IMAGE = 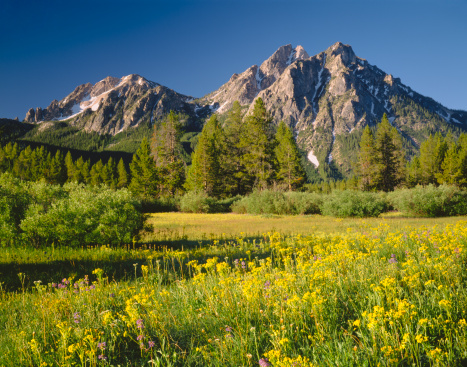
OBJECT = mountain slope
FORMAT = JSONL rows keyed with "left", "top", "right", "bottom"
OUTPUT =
{"left": 25, "top": 74, "right": 197, "bottom": 135}
{"left": 206, "top": 42, "right": 467, "bottom": 177}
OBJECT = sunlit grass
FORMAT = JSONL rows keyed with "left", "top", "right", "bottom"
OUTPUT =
{"left": 2, "top": 218, "right": 467, "bottom": 366}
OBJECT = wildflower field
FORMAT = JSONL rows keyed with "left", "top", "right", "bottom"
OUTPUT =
{"left": 2, "top": 214, "right": 467, "bottom": 366}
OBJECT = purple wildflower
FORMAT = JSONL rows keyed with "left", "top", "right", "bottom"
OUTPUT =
{"left": 109, "top": 293, "right": 115, "bottom": 298}
{"left": 264, "top": 281, "right": 270, "bottom": 290}
{"left": 241, "top": 261, "right": 246, "bottom": 269}
{"left": 51, "top": 283, "right": 57, "bottom": 288}
{"left": 136, "top": 319, "right": 144, "bottom": 329}
{"left": 98, "top": 354, "right": 107, "bottom": 360}
{"left": 73, "top": 312, "right": 81, "bottom": 324}
{"left": 90, "top": 284, "right": 96, "bottom": 290}
{"left": 259, "top": 358, "right": 271, "bottom": 367}
{"left": 137, "top": 335, "right": 144, "bottom": 341}
{"left": 388, "top": 254, "right": 397, "bottom": 264}
{"left": 148, "top": 341, "right": 155, "bottom": 348}
{"left": 58, "top": 283, "right": 66, "bottom": 289}
{"left": 225, "top": 326, "right": 233, "bottom": 332}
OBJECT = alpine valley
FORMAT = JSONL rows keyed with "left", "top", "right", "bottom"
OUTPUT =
{"left": 6, "top": 42, "right": 467, "bottom": 180}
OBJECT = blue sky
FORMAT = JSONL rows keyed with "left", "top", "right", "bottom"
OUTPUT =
{"left": 1, "top": 0, "right": 466, "bottom": 119}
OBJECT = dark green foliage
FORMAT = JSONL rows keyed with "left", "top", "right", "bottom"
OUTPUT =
{"left": 320, "top": 190, "right": 389, "bottom": 218}
{"left": 0, "top": 119, "right": 35, "bottom": 144}
{"left": 275, "top": 121, "right": 306, "bottom": 190}
{"left": 357, "top": 125, "right": 376, "bottom": 190}
{"left": 21, "top": 121, "right": 111, "bottom": 152}
{"left": 152, "top": 111, "right": 186, "bottom": 196}
{"left": 239, "top": 98, "right": 277, "bottom": 191}
{"left": 373, "top": 114, "right": 406, "bottom": 191}
{"left": 186, "top": 114, "right": 223, "bottom": 197}
{"left": 129, "top": 137, "right": 158, "bottom": 200}
{"left": 388, "top": 185, "right": 467, "bottom": 217}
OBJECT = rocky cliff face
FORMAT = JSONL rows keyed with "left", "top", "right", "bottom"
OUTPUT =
{"left": 205, "top": 42, "right": 467, "bottom": 176}
{"left": 24, "top": 43, "right": 467, "bottom": 177}
{"left": 200, "top": 44, "right": 310, "bottom": 113}
{"left": 25, "top": 74, "right": 196, "bottom": 135}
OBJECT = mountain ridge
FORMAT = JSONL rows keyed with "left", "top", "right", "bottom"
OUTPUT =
{"left": 21, "top": 42, "right": 467, "bottom": 178}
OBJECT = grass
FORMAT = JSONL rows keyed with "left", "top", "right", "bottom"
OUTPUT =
{"left": 142, "top": 212, "right": 467, "bottom": 243}
{"left": 1, "top": 217, "right": 467, "bottom": 366}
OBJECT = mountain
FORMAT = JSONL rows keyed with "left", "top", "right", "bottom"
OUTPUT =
{"left": 24, "top": 74, "right": 198, "bottom": 135}
{"left": 21, "top": 42, "right": 467, "bottom": 178}
{"left": 204, "top": 42, "right": 467, "bottom": 177}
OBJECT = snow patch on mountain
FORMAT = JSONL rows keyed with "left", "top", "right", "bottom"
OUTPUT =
{"left": 307, "top": 150, "right": 319, "bottom": 168}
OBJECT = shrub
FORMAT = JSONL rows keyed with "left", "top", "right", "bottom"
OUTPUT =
{"left": 179, "top": 191, "right": 241, "bottom": 213}
{"left": 320, "top": 190, "right": 389, "bottom": 218}
{"left": 284, "top": 191, "right": 323, "bottom": 214}
{"left": 179, "top": 191, "right": 214, "bottom": 213}
{"left": 388, "top": 184, "right": 467, "bottom": 217}
{"left": 231, "top": 190, "right": 323, "bottom": 215}
{"left": 0, "top": 172, "right": 144, "bottom": 248}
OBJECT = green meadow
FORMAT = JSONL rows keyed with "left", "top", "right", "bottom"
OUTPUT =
{"left": 2, "top": 213, "right": 467, "bottom": 366}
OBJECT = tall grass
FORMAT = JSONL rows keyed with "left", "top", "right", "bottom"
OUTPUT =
{"left": 2, "top": 221, "right": 467, "bottom": 366}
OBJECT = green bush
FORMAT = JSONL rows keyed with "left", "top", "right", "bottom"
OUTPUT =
{"left": 179, "top": 192, "right": 241, "bottom": 213}
{"left": 320, "top": 190, "right": 389, "bottom": 218}
{"left": 179, "top": 191, "right": 214, "bottom": 213}
{"left": 388, "top": 184, "right": 467, "bottom": 217}
{"left": 231, "top": 190, "right": 323, "bottom": 215}
{"left": 0, "top": 173, "right": 144, "bottom": 247}
{"left": 284, "top": 191, "right": 323, "bottom": 214}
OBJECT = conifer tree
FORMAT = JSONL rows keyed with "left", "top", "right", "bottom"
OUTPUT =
{"left": 186, "top": 114, "right": 223, "bottom": 197}
{"left": 152, "top": 111, "right": 185, "bottom": 196}
{"left": 102, "top": 157, "right": 117, "bottom": 189}
{"left": 357, "top": 125, "right": 376, "bottom": 191}
{"left": 117, "top": 158, "right": 129, "bottom": 189}
{"left": 239, "top": 98, "right": 276, "bottom": 191}
{"left": 90, "top": 160, "right": 104, "bottom": 186}
{"left": 419, "top": 133, "right": 447, "bottom": 185}
{"left": 373, "top": 114, "right": 405, "bottom": 191}
{"left": 222, "top": 101, "right": 248, "bottom": 196}
{"left": 129, "top": 137, "right": 158, "bottom": 199}
{"left": 274, "top": 121, "right": 305, "bottom": 190}
{"left": 438, "top": 142, "right": 460, "bottom": 185}
{"left": 65, "top": 152, "right": 75, "bottom": 182}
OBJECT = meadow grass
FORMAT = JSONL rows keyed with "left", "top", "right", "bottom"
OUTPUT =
{"left": 1, "top": 214, "right": 467, "bottom": 366}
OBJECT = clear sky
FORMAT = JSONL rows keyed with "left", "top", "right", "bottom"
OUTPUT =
{"left": 1, "top": 0, "right": 466, "bottom": 120}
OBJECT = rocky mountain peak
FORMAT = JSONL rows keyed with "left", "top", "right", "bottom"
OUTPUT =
{"left": 326, "top": 42, "right": 357, "bottom": 67}
{"left": 258, "top": 44, "right": 310, "bottom": 90}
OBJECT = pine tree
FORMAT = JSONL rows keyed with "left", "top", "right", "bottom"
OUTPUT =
{"left": 419, "top": 133, "right": 447, "bottom": 185}
{"left": 186, "top": 114, "right": 223, "bottom": 197}
{"left": 373, "top": 114, "right": 405, "bottom": 191}
{"left": 65, "top": 152, "right": 75, "bottom": 182}
{"left": 274, "top": 121, "right": 305, "bottom": 190}
{"left": 152, "top": 111, "right": 185, "bottom": 196}
{"left": 357, "top": 125, "right": 376, "bottom": 191}
{"left": 117, "top": 158, "right": 129, "bottom": 189}
{"left": 239, "top": 98, "right": 276, "bottom": 191}
{"left": 90, "top": 160, "right": 104, "bottom": 186}
{"left": 129, "top": 137, "right": 158, "bottom": 199}
{"left": 438, "top": 142, "right": 460, "bottom": 185}
{"left": 222, "top": 101, "right": 248, "bottom": 196}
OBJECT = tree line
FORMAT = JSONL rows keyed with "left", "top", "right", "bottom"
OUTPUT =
{"left": 129, "top": 99, "right": 306, "bottom": 200}
{"left": 357, "top": 113, "right": 467, "bottom": 191}
{"left": 3, "top": 102, "right": 467, "bottom": 200}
